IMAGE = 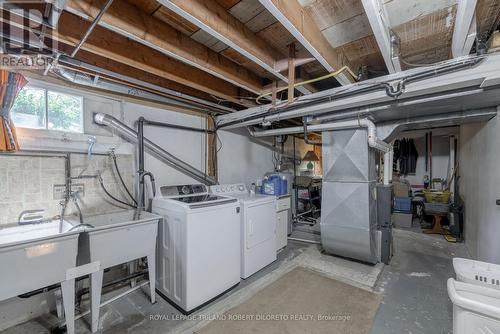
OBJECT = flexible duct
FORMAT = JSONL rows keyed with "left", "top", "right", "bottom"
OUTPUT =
{"left": 248, "top": 118, "right": 393, "bottom": 185}
{"left": 94, "top": 113, "right": 217, "bottom": 186}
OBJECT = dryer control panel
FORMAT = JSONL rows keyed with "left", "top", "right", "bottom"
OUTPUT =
{"left": 210, "top": 183, "right": 247, "bottom": 195}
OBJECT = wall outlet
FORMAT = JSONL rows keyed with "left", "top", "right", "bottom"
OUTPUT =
{"left": 53, "top": 184, "right": 85, "bottom": 200}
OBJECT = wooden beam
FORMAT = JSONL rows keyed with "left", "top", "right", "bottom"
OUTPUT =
{"left": 271, "top": 81, "right": 277, "bottom": 106}
{"left": 452, "top": 0, "right": 478, "bottom": 58}
{"left": 0, "top": 10, "right": 253, "bottom": 107}
{"left": 158, "top": 0, "right": 310, "bottom": 94}
{"left": 72, "top": 49, "right": 219, "bottom": 104}
{"left": 258, "top": 0, "right": 355, "bottom": 85}
{"left": 64, "top": 0, "right": 263, "bottom": 94}
{"left": 361, "top": 0, "right": 402, "bottom": 73}
{"left": 207, "top": 116, "right": 217, "bottom": 177}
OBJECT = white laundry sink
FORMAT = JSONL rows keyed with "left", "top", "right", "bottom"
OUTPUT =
{"left": 0, "top": 220, "right": 80, "bottom": 301}
{"left": 73, "top": 210, "right": 161, "bottom": 269}
{"left": 69, "top": 210, "right": 161, "bottom": 333}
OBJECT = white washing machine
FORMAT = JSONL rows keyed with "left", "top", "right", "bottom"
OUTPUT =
{"left": 152, "top": 184, "right": 241, "bottom": 313}
{"left": 210, "top": 184, "right": 277, "bottom": 279}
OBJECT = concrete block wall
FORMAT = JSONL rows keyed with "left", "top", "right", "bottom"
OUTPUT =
{"left": 0, "top": 153, "right": 134, "bottom": 226}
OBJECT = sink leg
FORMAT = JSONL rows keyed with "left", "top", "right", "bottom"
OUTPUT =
{"left": 128, "top": 261, "right": 137, "bottom": 288}
{"left": 90, "top": 269, "right": 104, "bottom": 333}
{"left": 60, "top": 279, "right": 75, "bottom": 334}
{"left": 147, "top": 253, "right": 156, "bottom": 304}
{"left": 55, "top": 288, "right": 64, "bottom": 319}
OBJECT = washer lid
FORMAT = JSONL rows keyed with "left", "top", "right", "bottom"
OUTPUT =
{"left": 171, "top": 194, "right": 228, "bottom": 204}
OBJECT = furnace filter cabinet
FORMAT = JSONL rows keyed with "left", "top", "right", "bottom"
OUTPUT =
{"left": 320, "top": 129, "right": 379, "bottom": 264}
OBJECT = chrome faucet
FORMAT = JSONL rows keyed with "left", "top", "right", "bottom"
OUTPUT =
{"left": 60, "top": 190, "right": 92, "bottom": 232}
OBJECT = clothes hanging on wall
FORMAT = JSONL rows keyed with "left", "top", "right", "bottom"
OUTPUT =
{"left": 393, "top": 138, "right": 418, "bottom": 175}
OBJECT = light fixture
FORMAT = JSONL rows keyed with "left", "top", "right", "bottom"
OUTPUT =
{"left": 302, "top": 150, "right": 319, "bottom": 170}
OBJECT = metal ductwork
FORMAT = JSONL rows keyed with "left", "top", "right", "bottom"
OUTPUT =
{"left": 376, "top": 108, "right": 499, "bottom": 142}
{"left": 216, "top": 55, "right": 494, "bottom": 129}
{"left": 94, "top": 113, "right": 217, "bottom": 186}
{"left": 248, "top": 118, "right": 394, "bottom": 185}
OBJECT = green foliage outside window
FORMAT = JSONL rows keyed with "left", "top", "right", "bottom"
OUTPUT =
{"left": 11, "top": 87, "right": 83, "bottom": 133}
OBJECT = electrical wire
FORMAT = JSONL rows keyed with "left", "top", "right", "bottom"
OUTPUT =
{"left": 110, "top": 152, "right": 137, "bottom": 205}
{"left": 255, "top": 66, "right": 358, "bottom": 104}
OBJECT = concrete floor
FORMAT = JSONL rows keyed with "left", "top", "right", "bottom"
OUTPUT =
{"left": 2, "top": 227, "right": 468, "bottom": 334}
{"left": 370, "top": 228, "right": 469, "bottom": 334}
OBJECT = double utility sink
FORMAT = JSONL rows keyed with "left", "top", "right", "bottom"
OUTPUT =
{"left": 0, "top": 210, "right": 161, "bottom": 334}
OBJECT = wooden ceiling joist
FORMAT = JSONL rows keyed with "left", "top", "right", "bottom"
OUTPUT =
{"left": 452, "top": 0, "right": 478, "bottom": 58}
{"left": 63, "top": 0, "right": 263, "bottom": 95}
{"left": 0, "top": 10, "right": 253, "bottom": 107}
{"left": 361, "top": 0, "right": 402, "bottom": 73}
{"left": 157, "top": 0, "right": 310, "bottom": 94}
{"left": 258, "top": 0, "right": 355, "bottom": 86}
{"left": 71, "top": 50, "right": 218, "bottom": 104}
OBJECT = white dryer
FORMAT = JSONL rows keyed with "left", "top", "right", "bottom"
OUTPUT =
{"left": 210, "top": 184, "right": 277, "bottom": 279}
{"left": 152, "top": 184, "right": 241, "bottom": 313}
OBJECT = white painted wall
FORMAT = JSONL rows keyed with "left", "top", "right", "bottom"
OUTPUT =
{"left": 122, "top": 102, "right": 208, "bottom": 187}
{"left": 122, "top": 104, "right": 276, "bottom": 188}
{"left": 217, "top": 128, "right": 275, "bottom": 185}
{"left": 459, "top": 111, "right": 500, "bottom": 263}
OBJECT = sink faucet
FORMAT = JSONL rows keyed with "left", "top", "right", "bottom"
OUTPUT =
{"left": 60, "top": 190, "right": 85, "bottom": 232}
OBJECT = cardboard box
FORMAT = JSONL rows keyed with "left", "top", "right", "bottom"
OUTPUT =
{"left": 393, "top": 181, "right": 410, "bottom": 197}
{"left": 393, "top": 212, "right": 413, "bottom": 229}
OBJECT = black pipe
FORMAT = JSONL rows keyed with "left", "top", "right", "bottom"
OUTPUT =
{"left": 138, "top": 117, "right": 145, "bottom": 209}
{"left": 135, "top": 117, "right": 156, "bottom": 216}
{"left": 76, "top": 270, "right": 148, "bottom": 299}
{"left": 425, "top": 132, "right": 429, "bottom": 172}
{"left": 217, "top": 57, "right": 483, "bottom": 129}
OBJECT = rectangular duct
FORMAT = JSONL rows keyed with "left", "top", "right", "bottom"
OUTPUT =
{"left": 320, "top": 129, "right": 378, "bottom": 263}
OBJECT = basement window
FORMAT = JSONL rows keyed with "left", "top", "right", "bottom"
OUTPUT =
{"left": 11, "top": 86, "right": 84, "bottom": 133}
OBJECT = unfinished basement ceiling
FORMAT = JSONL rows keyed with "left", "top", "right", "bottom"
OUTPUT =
{"left": 2, "top": 0, "right": 499, "bottom": 113}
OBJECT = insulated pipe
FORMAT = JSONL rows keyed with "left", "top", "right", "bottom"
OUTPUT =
{"left": 248, "top": 118, "right": 393, "bottom": 185}
{"left": 94, "top": 113, "right": 217, "bottom": 186}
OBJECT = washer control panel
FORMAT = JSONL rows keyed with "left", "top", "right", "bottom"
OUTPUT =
{"left": 160, "top": 184, "right": 207, "bottom": 197}
{"left": 210, "top": 183, "right": 247, "bottom": 194}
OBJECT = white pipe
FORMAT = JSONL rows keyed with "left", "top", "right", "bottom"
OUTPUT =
{"left": 248, "top": 118, "right": 393, "bottom": 184}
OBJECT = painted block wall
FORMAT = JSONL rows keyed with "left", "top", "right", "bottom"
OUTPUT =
{"left": 217, "top": 128, "right": 275, "bottom": 185}
{"left": 459, "top": 110, "right": 500, "bottom": 263}
{"left": 121, "top": 105, "right": 275, "bottom": 187}
{"left": 0, "top": 154, "right": 134, "bottom": 226}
